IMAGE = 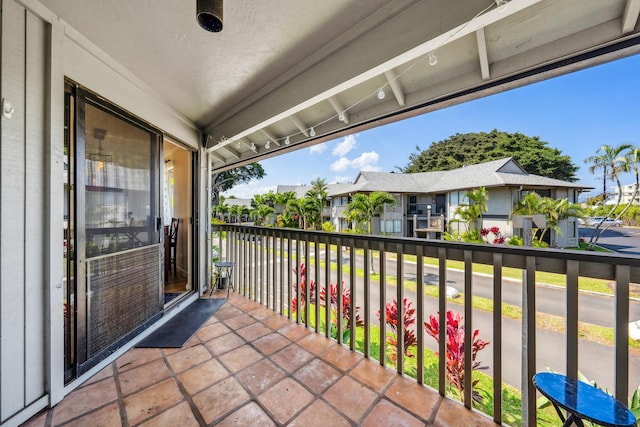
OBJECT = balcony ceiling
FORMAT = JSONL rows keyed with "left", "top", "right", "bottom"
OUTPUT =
{"left": 39, "top": 0, "right": 640, "bottom": 171}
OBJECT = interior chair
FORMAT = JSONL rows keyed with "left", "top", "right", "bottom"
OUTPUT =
{"left": 168, "top": 218, "right": 179, "bottom": 275}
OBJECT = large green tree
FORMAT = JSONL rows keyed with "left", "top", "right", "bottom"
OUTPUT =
{"left": 400, "top": 130, "right": 578, "bottom": 181}
{"left": 211, "top": 163, "right": 266, "bottom": 205}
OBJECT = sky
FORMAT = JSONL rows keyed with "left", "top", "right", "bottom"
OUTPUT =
{"left": 223, "top": 54, "right": 640, "bottom": 201}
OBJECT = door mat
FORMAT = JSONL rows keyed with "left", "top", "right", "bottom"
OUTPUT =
{"left": 136, "top": 298, "right": 226, "bottom": 348}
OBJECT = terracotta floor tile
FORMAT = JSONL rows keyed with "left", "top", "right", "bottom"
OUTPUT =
{"left": 292, "top": 359, "right": 341, "bottom": 394}
{"left": 116, "top": 348, "right": 163, "bottom": 373}
{"left": 249, "top": 306, "right": 276, "bottom": 320}
{"left": 196, "top": 321, "right": 231, "bottom": 342}
{"left": 319, "top": 343, "right": 362, "bottom": 371}
{"left": 137, "top": 401, "right": 200, "bottom": 427}
{"left": 350, "top": 358, "right": 396, "bottom": 392}
{"left": 297, "top": 333, "right": 336, "bottom": 355}
{"left": 181, "top": 333, "right": 203, "bottom": 349}
{"left": 385, "top": 376, "right": 441, "bottom": 421}
{"left": 236, "top": 322, "right": 272, "bottom": 341}
{"left": 235, "top": 359, "right": 286, "bottom": 395}
{"left": 289, "top": 399, "right": 351, "bottom": 427}
{"left": 218, "top": 344, "right": 263, "bottom": 372}
{"left": 258, "top": 378, "right": 314, "bottom": 424}
{"left": 222, "top": 313, "right": 257, "bottom": 329}
{"left": 433, "top": 398, "right": 498, "bottom": 427}
{"left": 118, "top": 358, "right": 172, "bottom": 396}
{"left": 252, "top": 332, "right": 291, "bottom": 355}
{"left": 361, "top": 399, "right": 425, "bottom": 427}
{"left": 193, "top": 377, "right": 251, "bottom": 424}
{"left": 205, "top": 332, "right": 246, "bottom": 356}
{"left": 123, "top": 378, "right": 184, "bottom": 425}
{"left": 166, "top": 344, "right": 212, "bottom": 373}
{"left": 214, "top": 305, "right": 244, "bottom": 320}
{"left": 83, "top": 363, "right": 114, "bottom": 386}
{"left": 20, "top": 410, "right": 47, "bottom": 427}
{"left": 269, "top": 344, "right": 314, "bottom": 373}
{"left": 63, "top": 402, "right": 121, "bottom": 427}
{"left": 262, "top": 313, "right": 293, "bottom": 330}
{"left": 278, "top": 323, "right": 312, "bottom": 341}
{"left": 216, "top": 401, "right": 276, "bottom": 427}
{"left": 177, "top": 358, "right": 229, "bottom": 395}
{"left": 35, "top": 293, "right": 494, "bottom": 427}
{"left": 52, "top": 377, "right": 118, "bottom": 425}
{"left": 323, "top": 376, "right": 377, "bottom": 422}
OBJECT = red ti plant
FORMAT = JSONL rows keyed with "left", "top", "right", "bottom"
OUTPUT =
{"left": 377, "top": 298, "right": 417, "bottom": 362}
{"left": 319, "top": 282, "right": 363, "bottom": 341}
{"left": 424, "top": 310, "right": 489, "bottom": 403}
{"left": 291, "top": 263, "right": 316, "bottom": 321}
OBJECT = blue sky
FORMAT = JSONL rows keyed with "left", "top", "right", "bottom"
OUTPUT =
{"left": 224, "top": 54, "right": 640, "bottom": 200}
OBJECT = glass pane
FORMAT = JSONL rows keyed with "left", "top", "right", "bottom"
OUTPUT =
{"left": 84, "top": 103, "right": 156, "bottom": 257}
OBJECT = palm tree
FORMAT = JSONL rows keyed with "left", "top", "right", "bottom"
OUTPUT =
{"left": 274, "top": 191, "right": 297, "bottom": 214}
{"left": 585, "top": 144, "right": 632, "bottom": 248}
{"left": 214, "top": 199, "right": 229, "bottom": 222}
{"left": 251, "top": 204, "right": 274, "bottom": 225}
{"left": 612, "top": 146, "right": 640, "bottom": 225}
{"left": 513, "top": 192, "right": 583, "bottom": 246}
{"left": 304, "top": 178, "right": 328, "bottom": 229}
{"left": 345, "top": 191, "right": 395, "bottom": 273}
{"left": 345, "top": 191, "right": 396, "bottom": 234}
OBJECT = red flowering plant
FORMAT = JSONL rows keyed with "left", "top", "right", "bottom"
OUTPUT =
{"left": 291, "top": 263, "right": 316, "bottom": 322}
{"left": 291, "top": 263, "right": 363, "bottom": 340}
{"left": 319, "top": 282, "right": 364, "bottom": 342}
{"left": 424, "top": 310, "right": 490, "bottom": 403}
{"left": 377, "top": 298, "right": 418, "bottom": 362}
{"left": 480, "top": 227, "right": 506, "bottom": 245}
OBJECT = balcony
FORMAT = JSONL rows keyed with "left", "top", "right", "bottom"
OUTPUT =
{"left": 210, "top": 224, "right": 638, "bottom": 426}
{"left": 28, "top": 225, "right": 638, "bottom": 426}
{"left": 25, "top": 291, "right": 496, "bottom": 426}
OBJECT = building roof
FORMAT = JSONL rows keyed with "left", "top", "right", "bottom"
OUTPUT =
{"left": 295, "top": 158, "right": 592, "bottom": 198}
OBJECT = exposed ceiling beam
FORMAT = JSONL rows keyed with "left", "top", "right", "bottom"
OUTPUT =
{"left": 210, "top": 150, "right": 226, "bottom": 163}
{"left": 623, "top": 0, "right": 640, "bottom": 33}
{"left": 223, "top": 144, "right": 241, "bottom": 159}
{"left": 384, "top": 70, "right": 406, "bottom": 106}
{"left": 261, "top": 129, "right": 281, "bottom": 147}
{"left": 328, "top": 96, "right": 349, "bottom": 124}
{"left": 289, "top": 115, "right": 310, "bottom": 137}
{"left": 207, "top": 0, "right": 543, "bottom": 146}
{"left": 476, "top": 28, "right": 491, "bottom": 80}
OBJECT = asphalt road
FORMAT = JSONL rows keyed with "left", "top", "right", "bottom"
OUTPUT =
{"left": 579, "top": 226, "right": 640, "bottom": 255}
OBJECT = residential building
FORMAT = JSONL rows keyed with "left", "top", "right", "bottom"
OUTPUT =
{"left": 277, "top": 158, "right": 590, "bottom": 247}
{"left": 614, "top": 183, "right": 640, "bottom": 205}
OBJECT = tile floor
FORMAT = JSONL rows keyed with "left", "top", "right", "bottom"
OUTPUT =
{"left": 23, "top": 292, "right": 497, "bottom": 426}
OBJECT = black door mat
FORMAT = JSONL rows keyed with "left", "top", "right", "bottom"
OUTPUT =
{"left": 164, "top": 292, "right": 182, "bottom": 304}
{"left": 136, "top": 298, "right": 226, "bottom": 348}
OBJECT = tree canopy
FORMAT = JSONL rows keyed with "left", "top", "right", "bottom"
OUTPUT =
{"left": 211, "top": 163, "right": 266, "bottom": 204}
{"left": 399, "top": 130, "right": 578, "bottom": 182}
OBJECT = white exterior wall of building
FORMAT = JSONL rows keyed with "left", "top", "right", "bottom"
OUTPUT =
{"left": 0, "top": 1, "right": 201, "bottom": 425}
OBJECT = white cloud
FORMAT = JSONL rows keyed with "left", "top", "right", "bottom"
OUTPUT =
{"left": 330, "top": 157, "right": 351, "bottom": 172}
{"left": 309, "top": 143, "right": 327, "bottom": 154}
{"left": 332, "top": 135, "right": 357, "bottom": 157}
{"left": 351, "top": 151, "right": 380, "bottom": 170}
{"left": 221, "top": 182, "right": 276, "bottom": 200}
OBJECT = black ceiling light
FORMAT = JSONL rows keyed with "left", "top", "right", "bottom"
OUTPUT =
{"left": 197, "top": 0, "right": 223, "bottom": 32}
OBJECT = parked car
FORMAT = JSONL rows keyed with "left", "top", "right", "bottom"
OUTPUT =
{"left": 585, "top": 217, "right": 622, "bottom": 227}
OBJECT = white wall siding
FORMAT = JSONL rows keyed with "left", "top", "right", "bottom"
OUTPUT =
{"left": 24, "top": 9, "right": 47, "bottom": 405}
{"left": 1, "top": 0, "right": 48, "bottom": 423}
